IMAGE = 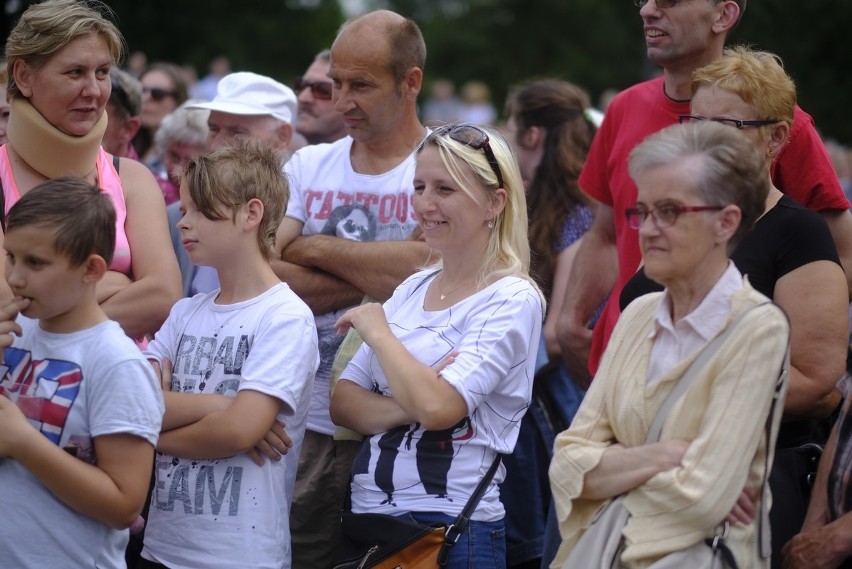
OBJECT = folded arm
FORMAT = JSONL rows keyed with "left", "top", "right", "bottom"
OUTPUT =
{"left": 782, "top": 415, "right": 852, "bottom": 569}
{"left": 334, "top": 303, "right": 467, "bottom": 431}
{"left": 0, "top": 396, "right": 154, "bottom": 529}
{"left": 283, "top": 234, "right": 433, "bottom": 300}
{"left": 330, "top": 379, "right": 415, "bottom": 435}
{"left": 158, "top": 390, "right": 284, "bottom": 459}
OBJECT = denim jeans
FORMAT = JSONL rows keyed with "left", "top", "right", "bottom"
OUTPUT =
{"left": 400, "top": 511, "right": 507, "bottom": 569}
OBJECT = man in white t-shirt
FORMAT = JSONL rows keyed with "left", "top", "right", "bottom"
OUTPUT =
{"left": 272, "top": 10, "right": 432, "bottom": 569}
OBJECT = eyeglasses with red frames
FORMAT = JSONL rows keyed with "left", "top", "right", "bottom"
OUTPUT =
{"left": 293, "top": 78, "right": 333, "bottom": 101}
{"left": 678, "top": 115, "right": 780, "bottom": 130}
{"left": 142, "top": 87, "right": 178, "bottom": 102}
{"left": 625, "top": 202, "right": 725, "bottom": 229}
{"left": 430, "top": 123, "right": 505, "bottom": 188}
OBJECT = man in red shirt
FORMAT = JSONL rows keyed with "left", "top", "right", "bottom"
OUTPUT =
{"left": 557, "top": 0, "right": 852, "bottom": 382}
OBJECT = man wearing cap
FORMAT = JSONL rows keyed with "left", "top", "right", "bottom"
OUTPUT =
{"left": 102, "top": 68, "right": 143, "bottom": 159}
{"left": 272, "top": 10, "right": 431, "bottom": 569}
{"left": 168, "top": 71, "right": 298, "bottom": 298}
{"left": 188, "top": 70, "right": 297, "bottom": 153}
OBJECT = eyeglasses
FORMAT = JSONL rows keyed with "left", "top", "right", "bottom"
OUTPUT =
{"left": 110, "top": 77, "right": 137, "bottom": 116}
{"left": 143, "top": 87, "right": 178, "bottom": 102}
{"left": 431, "top": 124, "right": 505, "bottom": 188}
{"left": 634, "top": 0, "right": 726, "bottom": 8}
{"left": 293, "top": 78, "right": 333, "bottom": 101}
{"left": 678, "top": 115, "right": 780, "bottom": 130}
{"left": 633, "top": 0, "right": 681, "bottom": 8}
{"left": 625, "top": 202, "right": 725, "bottom": 229}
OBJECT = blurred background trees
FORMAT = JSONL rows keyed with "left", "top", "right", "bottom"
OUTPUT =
{"left": 2, "top": 0, "right": 850, "bottom": 142}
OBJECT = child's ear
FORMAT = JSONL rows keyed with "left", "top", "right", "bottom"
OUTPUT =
{"left": 81, "top": 254, "right": 108, "bottom": 283}
{"left": 243, "top": 198, "right": 265, "bottom": 231}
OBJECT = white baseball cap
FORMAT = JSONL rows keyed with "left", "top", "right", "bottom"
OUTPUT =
{"left": 186, "top": 72, "right": 297, "bottom": 124}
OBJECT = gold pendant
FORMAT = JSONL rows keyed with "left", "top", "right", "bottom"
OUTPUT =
{"left": 440, "top": 293, "right": 448, "bottom": 300}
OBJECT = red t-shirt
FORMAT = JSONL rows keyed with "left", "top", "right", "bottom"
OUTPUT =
{"left": 579, "top": 76, "right": 849, "bottom": 375}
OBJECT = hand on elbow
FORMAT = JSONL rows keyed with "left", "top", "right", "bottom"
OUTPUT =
{"left": 650, "top": 439, "right": 690, "bottom": 473}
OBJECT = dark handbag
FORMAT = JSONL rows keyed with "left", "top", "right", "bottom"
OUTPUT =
{"left": 768, "top": 441, "right": 823, "bottom": 569}
{"left": 334, "top": 455, "right": 502, "bottom": 569}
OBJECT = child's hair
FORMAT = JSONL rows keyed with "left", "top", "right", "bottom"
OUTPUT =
{"left": 6, "top": 176, "right": 116, "bottom": 266}
{"left": 181, "top": 141, "right": 288, "bottom": 260}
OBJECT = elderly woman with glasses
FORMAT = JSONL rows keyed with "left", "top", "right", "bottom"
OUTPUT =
{"left": 619, "top": 47, "right": 849, "bottom": 568}
{"left": 549, "top": 120, "right": 791, "bottom": 569}
{"left": 0, "top": 0, "right": 181, "bottom": 339}
{"left": 330, "top": 124, "right": 544, "bottom": 569}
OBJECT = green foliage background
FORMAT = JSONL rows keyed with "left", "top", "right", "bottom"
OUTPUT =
{"left": 7, "top": 0, "right": 851, "bottom": 142}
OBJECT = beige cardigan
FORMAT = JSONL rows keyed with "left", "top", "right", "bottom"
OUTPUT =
{"left": 549, "top": 283, "right": 789, "bottom": 569}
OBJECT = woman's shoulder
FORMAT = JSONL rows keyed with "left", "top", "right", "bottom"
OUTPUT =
{"left": 114, "top": 155, "right": 160, "bottom": 192}
{"left": 732, "top": 283, "right": 789, "bottom": 329}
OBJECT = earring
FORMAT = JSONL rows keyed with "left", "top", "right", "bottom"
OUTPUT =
{"left": 488, "top": 220, "right": 494, "bottom": 229}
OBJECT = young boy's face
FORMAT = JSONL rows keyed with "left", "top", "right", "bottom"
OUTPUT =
{"left": 4, "top": 225, "right": 91, "bottom": 332}
{"left": 177, "top": 182, "right": 239, "bottom": 268}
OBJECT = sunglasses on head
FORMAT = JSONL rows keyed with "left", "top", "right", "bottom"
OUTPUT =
{"left": 293, "top": 78, "right": 333, "bottom": 101}
{"left": 431, "top": 123, "right": 505, "bottom": 189}
{"left": 143, "top": 87, "right": 178, "bottom": 102}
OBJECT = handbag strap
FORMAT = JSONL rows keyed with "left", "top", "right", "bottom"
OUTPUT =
{"left": 642, "top": 298, "right": 789, "bottom": 562}
{"left": 644, "top": 301, "right": 770, "bottom": 444}
{"left": 759, "top": 347, "right": 790, "bottom": 558}
{"left": 438, "top": 454, "right": 502, "bottom": 565}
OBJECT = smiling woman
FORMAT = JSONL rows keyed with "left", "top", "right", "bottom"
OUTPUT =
{"left": 0, "top": 0, "right": 181, "bottom": 340}
{"left": 330, "top": 124, "right": 544, "bottom": 569}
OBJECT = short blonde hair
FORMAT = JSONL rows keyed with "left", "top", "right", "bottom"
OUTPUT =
{"left": 691, "top": 45, "right": 796, "bottom": 127}
{"left": 181, "top": 141, "right": 288, "bottom": 261}
{"left": 5, "top": 0, "right": 125, "bottom": 100}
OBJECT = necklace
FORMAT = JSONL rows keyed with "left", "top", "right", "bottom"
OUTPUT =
{"left": 438, "top": 273, "right": 474, "bottom": 301}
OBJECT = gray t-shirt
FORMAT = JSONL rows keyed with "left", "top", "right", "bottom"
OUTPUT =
{"left": 0, "top": 317, "right": 163, "bottom": 569}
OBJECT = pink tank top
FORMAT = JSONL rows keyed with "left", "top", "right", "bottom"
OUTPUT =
{"left": 0, "top": 145, "right": 132, "bottom": 275}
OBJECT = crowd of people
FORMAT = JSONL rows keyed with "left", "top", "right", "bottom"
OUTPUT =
{"left": 0, "top": 1, "right": 851, "bottom": 569}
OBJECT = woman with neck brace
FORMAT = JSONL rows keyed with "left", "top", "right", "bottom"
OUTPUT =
{"left": 0, "top": 0, "right": 181, "bottom": 340}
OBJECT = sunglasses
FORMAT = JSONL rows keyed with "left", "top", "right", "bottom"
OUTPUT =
{"left": 432, "top": 123, "right": 505, "bottom": 189}
{"left": 143, "top": 87, "right": 178, "bottom": 102}
{"left": 293, "top": 78, "right": 333, "bottom": 101}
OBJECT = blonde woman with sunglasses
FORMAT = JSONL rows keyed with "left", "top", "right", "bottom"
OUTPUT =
{"left": 331, "top": 124, "right": 544, "bottom": 568}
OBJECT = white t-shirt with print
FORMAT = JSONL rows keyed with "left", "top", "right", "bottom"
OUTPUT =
{"left": 0, "top": 317, "right": 164, "bottom": 569}
{"left": 141, "top": 283, "right": 318, "bottom": 569}
{"left": 341, "top": 270, "right": 543, "bottom": 522}
{"left": 284, "top": 136, "right": 420, "bottom": 436}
